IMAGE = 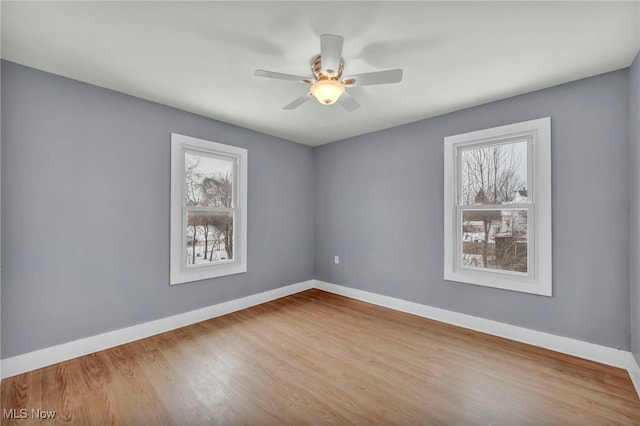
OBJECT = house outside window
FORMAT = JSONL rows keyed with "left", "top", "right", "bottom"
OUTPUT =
{"left": 170, "top": 133, "right": 248, "bottom": 285}
{"left": 444, "top": 118, "right": 552, "bottom": 296}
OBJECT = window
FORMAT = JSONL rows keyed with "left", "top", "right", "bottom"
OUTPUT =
{"left": 444, "top": 118, "right": 551, "bottom": 296}
{"left": 170, "top": 133, "right": 247, "bottom": 285}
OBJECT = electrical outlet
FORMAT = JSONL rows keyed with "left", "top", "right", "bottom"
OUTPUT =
{"left": 334, "top": 256, "right": 340, "bottom": 264}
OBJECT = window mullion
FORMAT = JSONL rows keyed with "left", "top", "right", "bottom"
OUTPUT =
{"left": 186, "top": 206, "right": 235, "bottom": 213}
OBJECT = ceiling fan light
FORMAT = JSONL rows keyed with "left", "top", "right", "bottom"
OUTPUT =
{"left": 310, "top": 79, "right": 345, "bottom": 105}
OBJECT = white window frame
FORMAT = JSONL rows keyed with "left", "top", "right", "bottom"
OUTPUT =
{"left": 170, "top": 133, "right": 247, "bottom": 285}
{"left": 444, "top": 117, "right": 552, "bottom": 296}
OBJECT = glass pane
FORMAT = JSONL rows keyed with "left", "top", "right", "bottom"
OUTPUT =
{"left": 185, "top": 211, "right": 234, "bottom": 266}
{"left": 460, "top": 141, "right": 528, "bottom": 205}
{"left": 185, "top": 152, "right": 233, "bottom": 207}
{"left": 461, "top": 209, "right": 528, "bottom": 273}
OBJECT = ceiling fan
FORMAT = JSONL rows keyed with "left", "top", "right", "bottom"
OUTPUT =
{"left": 254, "top": 34, "right": 403, "bottom": 112}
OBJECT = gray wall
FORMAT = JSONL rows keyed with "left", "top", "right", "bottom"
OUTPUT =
{"left": 1, "top": 61, "right": 314, "bottom": 358}
{"left": 314, "top": 69, "right": 631, "bottom": 350}
{"left": 0, "top": 15, "right": 3, "bottom": 371}
{"left": 631, "top": 50, "right": 640, "bottom": 363}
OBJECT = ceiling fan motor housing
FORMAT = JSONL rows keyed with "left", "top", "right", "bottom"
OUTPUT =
{"left": 311, "top": 55, "right": 344, "bottom": 81}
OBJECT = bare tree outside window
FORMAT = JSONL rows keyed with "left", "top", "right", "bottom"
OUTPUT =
{"left": 460, "top": 141, "right": 528, "bottom": 272}
{"left": 184, "top": 153, "right": 234, "bottom": 266}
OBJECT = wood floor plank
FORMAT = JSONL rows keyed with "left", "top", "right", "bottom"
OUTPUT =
{"left": 2, "top": 289, "right": 639, "bottom": 425}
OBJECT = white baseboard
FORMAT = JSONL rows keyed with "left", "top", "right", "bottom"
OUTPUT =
{"left": 314, "top": 280, "right": 636, "bottom": 372}
{"left": 628, "top": 354, "right": 640, "bottom": 397}
{"left": 1, "top": 280, "right": 314, "bottom": 378}
{"left": 3, "top": 277, "right": 639, "bottom": 401}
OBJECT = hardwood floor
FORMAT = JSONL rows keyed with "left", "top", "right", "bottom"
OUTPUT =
{"left": 2, "top": 289, "right": 639, "bottom": 425}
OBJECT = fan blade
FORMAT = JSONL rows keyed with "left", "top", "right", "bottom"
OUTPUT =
{"left": 338, "top": 91, "right": 360, "bottom": 112}
{"left": 343, "top": 69, "right": 403, "bottom": 87}
{"left": 284, "top": 92, "right": 313, "bottom": 110}
{"left": 320, "top": 34, "right": 344, "bottom": 76}
{"left": 255, "top": 69, "right": 312, "bottom": 84}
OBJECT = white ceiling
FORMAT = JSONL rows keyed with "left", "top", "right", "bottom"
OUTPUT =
{"left": 2, "top": 1, "right": 639, "bottom": 146}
